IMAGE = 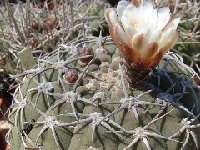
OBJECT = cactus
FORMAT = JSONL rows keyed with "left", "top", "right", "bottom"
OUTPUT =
{"left": 4, "top": 0, "right": 200, "bottom": 150}
{"left": 171, "top": 0, "right": 200, "bottom": 74}
{"left": 6, "top": 35, "right": 200, "bottom": 150}
{"left": 0, "top": 0, "right": 105, "bottom": 74}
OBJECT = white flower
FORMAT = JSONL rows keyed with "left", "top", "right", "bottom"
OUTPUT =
{"left": 105, "top": 0, "right": 180, "bottom": 68}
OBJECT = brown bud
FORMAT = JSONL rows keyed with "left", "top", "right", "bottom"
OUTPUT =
{"left": 64, "top": 69, "right": 79, "bottom": 84}
{"left": 46, "top": 0, "right": 62, "bottom": 10}
{"left": 78, "top": 47, "right": 93, "bottom": 64}
{"left": 30, "top": 20, "right": 39, "bottom": 31}
{"left": 30, "top": 38, "right": 38, "bottom": 48}
{"left": 47, "top": 18, "right": 58, "bottom": 30}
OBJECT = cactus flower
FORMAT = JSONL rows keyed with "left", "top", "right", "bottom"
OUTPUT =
{"left": 105, "top": 0, "right": 180, "bottom": 68}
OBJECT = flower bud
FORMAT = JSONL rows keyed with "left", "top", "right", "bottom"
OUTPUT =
{"left": 78, "top": 47, "right": 93, "bottom": 64}
{"left": 64, "top": 69, "right": 79, "bottom": 84}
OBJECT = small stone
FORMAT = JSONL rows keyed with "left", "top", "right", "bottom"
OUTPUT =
{"left": 82, "top": 78, "right": 89, "bottom": 85}
{"left": 100, "top": 62, "right": 109, "bottom": 73}
{"left": 88, "top": 64, "right": 99, "bottom": 72}
{"left": 110, "top": 56, "right": 120, "bottom": 70}
{"left": 105, "top": 44, "right": 116, "bottom": 54}
{"left": 95, "top": 53, "right": 112, "bottom": 63}
{"left": 76, "top": 86, "right": 88, "bottom": 96}
{"left": 85, "top": 79, "right": 100, "bottom": 92}
{"left": 100, "top": 67, "right": 108, "bottom": 73}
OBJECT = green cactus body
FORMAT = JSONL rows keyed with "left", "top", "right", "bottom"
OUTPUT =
{"left": 2, "top": 1, "right": 200, "bottom": 150}
{"left": 7, "top": 39, "right": 200, "bottom": 150}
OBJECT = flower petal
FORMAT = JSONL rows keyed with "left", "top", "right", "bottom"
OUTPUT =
{"left": 115, "top": 23, "right": 129, "bottom": 46}
{"left": 110, "top": 24, "right": 121, "bottom": 49}
{"left": 111, "top": 24, "right": 134, "bottom": 63}
{"left": 159, "top": 29, "right": 178, "bottom": 53}
{"left": 157, "top": 7, "right": 170, "bottom": 20}
{"left": 163, "top": 18, "right": 180, "bottom": 31}
{"left": 157, "top": 7, "right": 171, "bottom": 30}
{"left": 149, "top": 29, "right": 161, "bottom": 43}
{"left": 132, "top": 28, "right": 149, "bottom": 55}
{"left": 140, "top": 2, "right": 153, "bottom": 12}
{"left": 117, "top": 0, "right": 129, "bottom": 20}
{"left": 143, "top": 42, "right": 159, "bottom": 59}
{"left": 105, "top": 0, "right": 179, "bottom": 69}
{"left": 123, "top": 4, "right": 138, "bottom": 26}
{"left": 131, "top": 32, "right": 144, "bottom": 51}
{"left": 104, "top": 8, "right": 119, "bottom": 27}
{"left": 149, "top": 51, "right": 163, "bottom": 67}
{"left": 121, "top": 16, "right": 136, "bottom": 38}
